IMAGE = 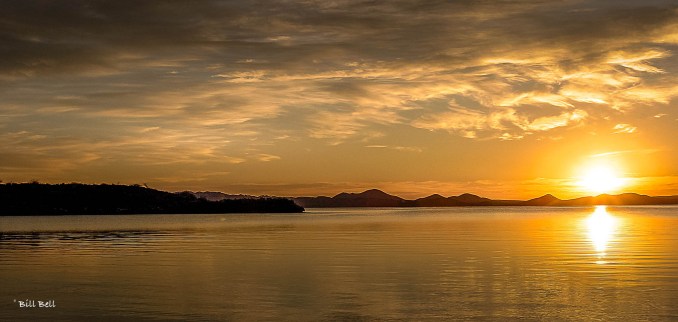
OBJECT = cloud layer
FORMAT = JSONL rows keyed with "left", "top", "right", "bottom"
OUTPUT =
{"left": 1, "top": 0, "right": 677, "bottom": 196}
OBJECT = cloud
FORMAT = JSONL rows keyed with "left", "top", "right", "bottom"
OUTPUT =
{"left": 1, "top": 0, "right": 677, "bottom": 191}
{"left": 413, "top": 105, "right": 586, "bottom": 138}
{"left": 607, "top": 49, "right": 669, "bottom": 73}
{"left": 412, "top": 107, "right": 488, "bottom": 138}
{"left": 256, "top": 154, "right": 281, "bottom": 162}
{"left": 499, "top": 92, "right": 574, "bottom": 108}
{"left": 365, "top": 145, "right": 422, "bottom": 152}
{"left": 526, "top": 110, "right": 587, "bottom": 132}
{"left": 589, "top": 149, "right": 662, "bottom": 159}
{"left": 613, "top": 123, "right": 638, "bottom": 134}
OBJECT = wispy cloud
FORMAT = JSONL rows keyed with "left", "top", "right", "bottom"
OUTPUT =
{"left": 365, "top": 145, "right": 422, "bottom": 153}
{"left": 1, "top": 0, "right": 677, "bottom": 195}
{"left": 255, "top": 154, "right": 281, "bottom": 162}
{"left": 613, "top": 123, "right": 638, "bottom": 134}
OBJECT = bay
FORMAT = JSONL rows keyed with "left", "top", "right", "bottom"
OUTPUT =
{"left": 1, "top": 206, "right": 678, "bottom": 321}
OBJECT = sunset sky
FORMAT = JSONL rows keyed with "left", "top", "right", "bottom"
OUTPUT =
{"left": 1, "top": 0, "right": 677, "bottom": 199}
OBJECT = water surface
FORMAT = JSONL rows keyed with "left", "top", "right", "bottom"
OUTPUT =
{"left": 1, "top": 206, "right": 677, "bottom": 321}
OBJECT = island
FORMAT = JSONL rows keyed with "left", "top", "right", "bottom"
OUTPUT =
{"left": 0, "top": 183, "right": 304, "bottom": 215}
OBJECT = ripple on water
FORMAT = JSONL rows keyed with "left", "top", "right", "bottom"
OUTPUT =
{"left": 1, "top": 207, "right": 678, "bottom": 321}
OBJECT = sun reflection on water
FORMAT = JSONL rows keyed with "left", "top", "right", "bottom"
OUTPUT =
{"left": 586, "top": 205, "right": 618, "bottom": 263}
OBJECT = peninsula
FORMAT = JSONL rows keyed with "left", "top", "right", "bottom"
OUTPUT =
{"left": 0, "top": 183, "right": 304, "bottom": 215}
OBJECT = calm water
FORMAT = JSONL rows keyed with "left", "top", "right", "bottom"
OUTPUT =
{"left": 1, "top": 206, "right": 678, "bottom": 321}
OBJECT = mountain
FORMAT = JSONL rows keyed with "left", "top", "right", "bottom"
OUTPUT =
{"left": 455, "top": 193, "right": 490, "bottom": 204}
{"left": 521, "top": 192, "right": 678, "bottom": 206}
{"left": 524, "top": 194, "right": 561, "bottom": 206}
{"left": 192, "top": 191, "right": 258, "bottom": 201}
{"left": 295, "top": 189, "right": 678, "bottom": 208}
{"left": 558, "top": 193, "right": 678, "bottom": 206}
{"left": 0, "top": 183, "right": 304, "bottom": 215}
{"left": 294, "top": 189, "right": 409, "bottom": 207}
{"left": 414, "top": 194, "right": 449, "bottom": 206}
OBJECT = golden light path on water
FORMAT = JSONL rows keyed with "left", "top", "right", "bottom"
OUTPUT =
{"left": 3, "top": 207, "right": 678, "bottom": 320}
{"left": 585, "top": 205, "right": 619, "bottom": 264}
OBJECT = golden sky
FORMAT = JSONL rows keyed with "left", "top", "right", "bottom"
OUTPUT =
{"left": 1, "top": 0, "right": 677, "bottom": 199}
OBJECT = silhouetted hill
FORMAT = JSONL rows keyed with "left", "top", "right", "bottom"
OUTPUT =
{"left": 524, "top": 194, "right": 561, "bottom": 206}
{"left": 414, "top": 194, "right": 448, "bottom": 206}
{"left": 191, "top": 191, "right": 258, "bottom": 201}
{"left": 558, "top": 193, "right": 673, "bottom": 206}
{"left": 334, "top": 189, "right": 402, "bottom": 200}
{"left": 455, "top": 193, "right": 490, "bottom": 204}
{"left": 522, "top": 193, "right": 678, "bottom": 206}
{"left": 293, "top": 189, "right": 678, "bottom": 208}
{"left": 295, "top": 189, "right": 409, "bottom": 207}
{"left": 414, "top": 193, "right": 523, "bottom": 206}
{"left": 422, "top": 194, "right": 445, "bottom": 200}
{"left": 0, "top": 183, "right": 303, "bottom": 215}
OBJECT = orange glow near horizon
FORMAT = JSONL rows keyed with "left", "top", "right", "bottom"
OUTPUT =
{"left": 574, "top": 157, "right": 630, "bottom": 195}
{"left": 577, "top": 166, "right": 627, "bottom": 194}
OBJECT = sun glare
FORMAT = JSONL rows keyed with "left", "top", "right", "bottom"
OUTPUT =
{"left": 586, "top": 206, "right": 617, "bottom": 254}
{"left": 577, "top": 164, "right": 626, "bottom": 194}
{"left": 585, "top": 206, "right": 618, "bottom": 264}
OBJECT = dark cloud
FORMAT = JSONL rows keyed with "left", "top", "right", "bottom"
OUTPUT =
{"left": 2, "top": 0, "right": 676, "bottom": 76}
{"left": 1, "top": 0, "right": 677, "bottom": 194}
{"left": 0, "top": 1, "right": 245, "bottom": 75}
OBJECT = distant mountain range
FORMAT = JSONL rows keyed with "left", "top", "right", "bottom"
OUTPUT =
{"left": 289, "top": 189, "right": 678, "bottom": 208}
{"left": 192, "top": 191, "right": 261, "bottom": 201}
{"left": 11, "top": 184, "right": 674, "bottom": 216}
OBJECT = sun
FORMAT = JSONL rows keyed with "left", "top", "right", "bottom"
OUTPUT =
{"left": 577, "top": 164, "right": 627, "bottom": 194}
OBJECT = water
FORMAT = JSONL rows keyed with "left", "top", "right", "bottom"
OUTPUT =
{"left": 1, "top": 206, "right": 678, "bottom": 321}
